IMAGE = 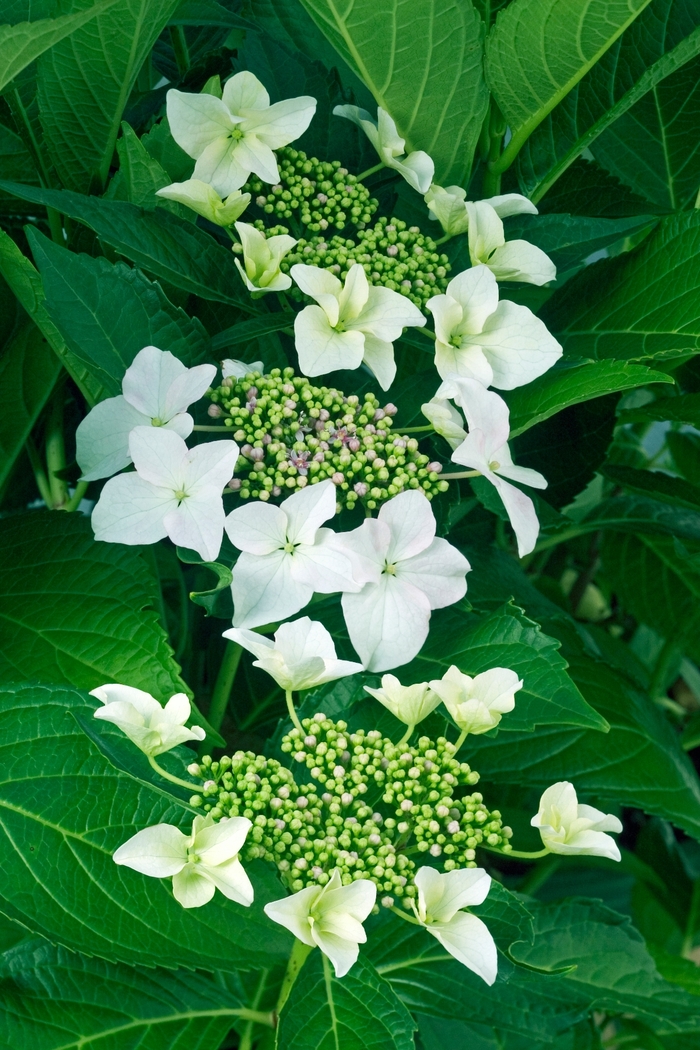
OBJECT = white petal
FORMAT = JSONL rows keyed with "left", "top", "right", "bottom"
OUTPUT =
{"left": 92, "top": 473, "right": 173, "bottom": 547}
{"left": 417, "top": 867, "right": 492, "bottom": 923}
{"left": 274, "top": 617, "right": 337, "bottom": 663}
{"left": 311, "top": 929, "right": 359, "bottom": 978}
{"left": 490, "top": 473, "right": 541, "bottom": 557}
{"left": 291, "top": 543, "right": 363, "bottom": 595}
{"left": 318, "top": 523, "right": 386, "bottom": 586}
{"left": 450, "top": 430, "right": 489, "bottom": 474}
{"left": 342, "top": 576, "right": 431, "bottom": 672}
{"left": 182, "top": 439, "right": 239, "bottom": 494}
{"left": 497, "top": 461, "right": 548, "bottom": 490}
{"left": 193, "top": 137, "right": 250, "bottom": 196}
{"left": 357, "top": 285, "right": 425, "bottom": 342}
{"left": 467, "top": 201, "right": 505, "bottom": 264}
{"left": 223, "top": 626, "right": 275, "bottom": 661}
{"left": 264, "top": 887, "right": 319, "bottom": 946}
{"left": 151, "top": 724, "right": 206, "bottom": 754}
{"left": 225, "top": 502, "right": 288, "bottom": 555}
{"left": 429, "top": 913, "right": 498, "bottom": 985}
{"left": 333, "top": 104, "right": 380, "bottom": 153}
{"left": 578, "top": 806, "right": 623, "bottom": 834}
{"left": 397, "top": 536, "right": 469, "bottom": 609}
{"left": 421, "top": 397, "right": 467, "bottom": 450}
{"left": 162, "top": 363, "right": 217, "bottom": 420}
{"left": 242, "top": 96, "right": 317, "bottom": 149}
{"left": 359, "top": 333, "right": 396, "bottom": 391}
{"left": 128, "top": 427, "right": 186, "bottom": 489}
{"left": 231, "top": 550, "right": 312, "bottom": 628}
{"left": 389, "top": 150, "right": 435, "bottom": 193}
{"left": 426, "top": 294, "right": 462, "bottom": 348}
{"left": 295, "top": 307, "right": 365, "bottom": 378}
{"left": 546, "top": 830, "right": 621, "bottom": 862}
{"left": 533, "top": 782, "right": 580, "bottom": 830}
{"left": 338, "top": 263, "right": 370, "bottom": 322}
{"left": 230, "top": 135, "right": 280, "bottom": 185}
{"left": 90, "top": 683, "right": 160, "bottom": 717}
{"left": 113, "top": 824, "right": 188, "bottom": 876}
{"left": 470, "top": 668, "right": 522, "bottom": 713}
{"left": 172, "top": 866, "right": 216, "bottom": 908}
{"left": 290, "top": 264, "right": 342, "bottom": 324}
{"left": 195, "top": 815, "right": 252, "bottom": 866}
{"left": 166, "top": 90, "right": 235, "bottom": 158}
{"left": 321, "top": 877, "right": 377, "bottom": 923}
{"left": 484, "top": 193, "right": 538, "bottom": 219}
{"left": 477, "top": 300, "right": 563, "bottom": 390}
{"left": 163, "top": 491, "right": 225, "bottom": 561}
{"left": 203, "top": 855, "right": 255, "bottom": 904}
{"left": 434, "top": 341, "right": 494, "bottom": 385}
{"left": 122, "top": 346, "right": 186, "bottom": 419}
{"left": 76, "top": 397, "right": 147, "bottom": 481}
{"left": 445, "top": 265, "right": 499, "bottom": 334}
{"left": 487, "top": 241, "right": 556, "bottom": 286}
{"left": 282, "top": 478, "right": 337, "bottom": 546}
{"left": 222, "top": 70, "right": 270, "bottom": 112}
{"left": 378, "top": 489, "right": 436, "bottom": 562}
{"left": 222, "top": 358, "right": 263, "bottom": 379}
{"left": 451, "top": 379, "right": 511, "bottom": 453}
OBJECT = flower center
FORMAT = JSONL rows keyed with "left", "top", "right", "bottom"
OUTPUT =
{"left": 151, "top": 417, "right": 163, "bottom": 426}
{"left": 230, "top": 128, "right": 244, "bottom": 141}
{"left": 384, "top": 562, "right": 397, "bottom": 575}
{"left": 488, "top": 460, "right": 500, "bottom": 472}
{"left": 283, "top": 541, "right": 295, "bottom": 554}
{"left": 174, "top": 489, "right": 188, "bottom": 502}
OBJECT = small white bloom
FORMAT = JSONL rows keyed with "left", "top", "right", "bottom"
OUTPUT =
{"left": 156, "top": 180, "right": 250, "bottom": 226}
{"left": 221, "top": 358, "right": 264, "bottom": 379}
{"left": 424, "top": 184, "right": 470, "bottom": 237}
{"left": 264, "top": 868, "right": 376, "bottom": 977}
{"left": 446, "top": 377, "right": 547, "bottom": 557}
{"left": 167, "top": 72, "right": 316, "bottom": 196}
{"left": 466, "top": 199, "right": 556, "bottom": 286}
{"left": 421, "top": 395, "right": 467, "bottom": 450}
{"left": 532, "top": 782, "right": 622, "bottom": 862}
{"left": 334, "top": 105, "right": 434, "bottom": 194}
{"left": 334, "top": 490, "right": 470, "bottom": 672}
{"left": 364, "top": 674, "right": 441, "bottom": 726}
{"left": 426, "top": 265, "right": 562, "bottom": 387}
{"left": 291, "top": 262, "right": 424, "bottom": 390}
{"left": 225, "top": 616, "right": 363, "bottom": 692}
{"left": 413, "top": 866, "right": 497, "bottom": 984}
{"left": 91, "top": 683, "right": 205, "bottom": 755}
{"left": 233, "top": 221, "right": 297, "bottom": 294}
{"left": 224, "top": 479, "right": 370, "bottom": 628}
{"left": 76, "top": 346, "right": 216, "bottom": 481}
{"left": 92, "top": 427, "right": 238, "bottom": 561}
{"left": 428, "top": 665, "right": 522, "bottom": 735}
{"left": 113, "top": 814, "right": 254, "bottom": 908}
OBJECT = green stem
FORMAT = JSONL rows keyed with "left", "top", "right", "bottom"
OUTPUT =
{"left": 454, "top": 728, "right": 468, "bottom": 752}
{"left": 207, "top": 641, "right": 243, "bottom": 734}
{"left": 416, "top": 326, "right": 436, "bottom": 341}
{"left": 399, "top": 424, "right": 434, "bottom": 434}
{"left": 396, "top": 724, "right": 415, "bottom": 748}
{"left": 434, "top": 233, "right": 453, "bottom": 246}
{"left": 276, "top": 938, "right": 314, "bottom": 1016}
{"left": 169, "top": 24, "right": 190, "bottom": 75}
{"left": 192, "top": 424, "right": 232, "bottom": 432}
{"left": 356, "top": 161, "right": 386, "bottom": 181}
{"left": 682, "top": 881, "right": 700, "bottom": 958}
{"left": 147, "top": 754, "right": 201, "bottom": 793}
{"left": 239, "top": 968, "right": 269, "bottom": 1050}
{"left": 9, "top": 89, "right": 64, "bottom": 245}
{"left": 440, "top": 470, "right": 482, "bottom": 480}
{"left": 485, "top": 846, "right": 551, "bottom": 860}
{"left": 286, "top": 689, "right": 304, "bottom": 734}
{"left": 649, "top": 636, "right": 679, "bottom": 700}
{"left": 26, "top": 435, "right": 53, "bottom": 507}
{"left": 390, "top": 904, "right": 423, "bottom": 927}
{"left": 232, "top": 1009, "right": 275, "bottom": 1027}
{"left": 45, "top": 385, "right": 69, "bottom": 508}
{"left": 63, "top": 480, "right": 88, "bottom": 512}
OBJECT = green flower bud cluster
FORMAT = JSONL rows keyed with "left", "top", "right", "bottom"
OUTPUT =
{"left": 280, "top": 216, "right": 451, "bottom": 310}
{"left": 242, "top": 147, "right": 377, "bottom": 234}
{"left": 207, "top": 366, "right": 449, "bottom": 511}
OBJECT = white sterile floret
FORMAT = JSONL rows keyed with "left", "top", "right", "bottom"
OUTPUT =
{"left": 413, "top": 866, "right": 497, "bottom": 984}
{"left": 224, "top": 479, "right": 372, "bottom": 628}
{"left": 76, "top": 345, "right": 216, "bottom": 482}
{"left": 445, "top": 377, "right": 547, "bottom": 557}
{"left": 113, "top": 814, "right": 254, "bottom": 909}
{"left": 333, "top": 489, "right": 470, "bottom": 672}
{"left": 466, "top": 199, "right": 556, "bottom": 286}
{"left": 426, "top": 265, "right": 562, "bottom": 387}
{"left": 424, "top": 184, "right": 471, "bottom": 237}
{"left": 167, "top": 71, "right": 317, "bottom": 197}
{"left": 428, "top": 665, "right": 522, "bottom": 735}
{"left": 532, "top": 782, "right": 623, "bottom": 862}
{"left": 364, "top": 674, "right": 441, "bottom": 727}
{"left": 420, "top": 395, "right": 467, "bottom": 450}
{"left": 225, "top": 617, "right": 363, "bottom": 692}
{"left": 221, "top": 357, "right": 264, "bottom": 379}
{"left": 91, "top": 683, "right": 205, "bottom": 755}
{"left": 233, "top": 221, "right": 297, "bottom": 294}
{"left": 333, "top": 104, "right": 434, "bottom": 194}
{"left": 91, "top": 427, "right": 238, "bottom": 561}
{"left": 156, "top": 180, "right": 251, "bottom": 226}
{"left": 264, "top": 867, "right": 376, "bottom": 977}
{"left": 291, "top": 262, "right": 424, "bottom": 390}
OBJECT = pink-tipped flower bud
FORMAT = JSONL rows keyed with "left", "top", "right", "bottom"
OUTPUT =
{"left": 272, "top": 486, "right": 282, "bottom": 496}
{"left": 341, "top": 792, "right": 354, "bottom": 806}
{"left": 331, "top": 472, "right": 344, "bottom": 485}
{"left": 227, "top": 477, "right": 241, "bottom": 490}
{"left": 207, "top": 403, "right": 222, "bottom": 418}
{"left": 249, "top": 447, "right": 265, "bottom": 462}
{"left": 256, "top": 195, "right": 267, "bottom": 207}
{"left": 221, "top": 377, "right": 233, "bottom": 389}
{"left": 365, "top": 449, "right": 377, "bottom": 462}
{"left": 282, "top": 383, "right": 295, "bottom": 395}
{"left": 304, "top": 735, "right": 317, "bottom": 747}
{"left": 348, "top": 437, "right": 361, "bottom": 452}
{"left": 447, "top": 821, "right": 460, "bottom": 835}
{"left": 241, "top": 443, "right": 253, "bottom": 458}
{"left": 429, "top": 843, "right": 442, "bottom": 857}
{"left": 428, "top": 461, "right": 443, "bottom": 473}
{"left": 384, "top": 403, "right": 398, "bottom": 416}
{"left": 203, "top": 780, "right": 216, "bottom": 792}
{"left": 297, "top": 796, "right": 309, "bottom": 809}
{"left": 400, "top": 799, "right": 413, "bottom": 812}
{"left": 353, "top": 482, "right": 368, "bottom": 497}
{"left": 316, "top": 193, "right": 328, "bottom": 204}
{"left": 386, "top": 244, "right": 398, "bottom": 256}
{"left": 373, "top": 409, "right": 385, "bottom": 421}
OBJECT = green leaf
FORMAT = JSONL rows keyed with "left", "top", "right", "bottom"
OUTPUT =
{"left": 0, "top": 228, "right": 104, "bottom": 406}
{"left": 112, "top": 122, "right": 173, "bottom": 210}
{"left": 505, "top": 359, "right": 673, "bottom": 437}
{"left": 0, "top": 182, "right": 251, "bottom": 308}
{"left": 295, "top": 0, "right": 490, "bottom": 186}
{"left": 277, "top": 951, "right": 416, "bottom": 1050}
{"left": 518, "top": 0, "right": 700, "bottom": 201}
{"left": 37, "top": 0, "right": 181, "bottom": 193}
{"left": 26, "top": 228, "right": 210, "bottom": 397}
{"left": 210, "top": 311, "right": 295, "bottom": 353}
{"left": 599, "top": 464, "right": 700, "bottom": 513}
{"left": 0, "top": 512, "right": 187, "bottom": 696}
{"left": 0, "top": 322, "right": 61, "bottom": 491}
{"left": 170, "top": 0, "right": 252, "bottom": 26}
{"left": 502, "top": 212, "right": 658, "bottom": 273}
{"left": 176, "top": 551, "right": 233, "bottom": 618}
{"left": 541, "top": 211, "right": 700, "bottom": 362}
{"left": 0, "top": 0, "right": 118, "bottom": 94}
{"left": 0, "top": 938, "right": 254, "bottom": 1050}
{"left": 485, "top": 0, "right": 653, "bottom": 170}
{"left": 617, "top": 393, "right": 700, "bottom": 426}
{"left": 0, "top": 681, "right": 292, "bottom": 970}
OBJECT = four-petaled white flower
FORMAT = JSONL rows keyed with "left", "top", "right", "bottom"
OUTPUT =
{"left": 222, "top": 357, "right": 264, "bottom": 379}
{"left": 113, "top": 814, "right": 254, "bottom": 909}
{"left": 364, "top": 674, "right": 440, "bottom": 727}
{"left": 234, "top": 221, "right": 297, "bottom": 294}
{"left": 333, "top": 105, "right": 434, "bottom": 194}
{"left": 76, "top": 346, "right": 216, "bottom": 482}
{"left": 446, "top": 377, "right": 547, "bottom": 557}
{"left": 426, "top": 265, "right": 562, "bottom": 387}
{"left": 413, "top": 866, "right": 497, "bottom": 984}
{"left": 92, "top": 427, "right": 238, "bottom": 561}
{"left": 264, "top": 868, "right": 376, "bottom": 977}
{"left": 291, "top": 263, "right": 424, "bottom": 390}
{"left": 424, "top": 184, "right": 472, "bottom": 237}
{"left": 225, "top": 617, "right": 363, "bottom": 692}
{"left": 167, "top": 72, "right": 316, "bottom": 197}
{"left": 466, "top": 198, "right": 556, "bottom": 286}
{"left": 334, "top": 490, "right": 470, "bottom": 672}
{"left": 224, "top": 479, "right": 369, "bottom": 628}
{"left": 421, "top": 394, "right": 467, "bottom": 450}
{"left": 91, "top": 683, "right": 205, "bottom": 755}
{"left": 429, "top": 665, "right": 522, "bottom": 736}
{"left": 156, "top": 180, "right": 250, "bottom": 226}
{"left": 532, "top": 782, "right": 622, "bottom": 862}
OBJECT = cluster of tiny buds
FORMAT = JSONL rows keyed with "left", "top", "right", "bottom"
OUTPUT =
{"left": 280, "top": 215, "right": 451, "bottom": 309}
{"left": 187, "top": 715, "right": 512, "bottom": 905}
{"left": 207, "top": 367, "right": 448, "bottom": 510}
{"left": 242, "top": 147, "right": 377, "bottom": 233}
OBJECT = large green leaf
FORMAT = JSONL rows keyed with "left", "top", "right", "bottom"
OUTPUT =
{"left": 27, "top": 228, "right": 210, "bottom": 397}
{"left": 599, "top": 464, "right": 700, "bottom": 513}
{"left": 0, "top": 939, "right": 256, "bottom": 1050}
{"left": 518, "top": 0, "right": 700, "bottom": 200}
{"left": 502, "top": 212, "right": 658, "bottom": 273}
{"left": 541, "top": 211, "right": 700, "bottom": 361}
{"left": 0, "top": 512, "right": 186, "bottom": 696}
{"left": 485, "top": 0, "right": 653, "bottom": 171}
{"left": 0, "top": 182, "right": 251, "bottom": 308}
{"left": 37, "top": 0, "right": 181, "bottom": 193}
{"left": 295, "top": 0, "right": 489, "bottom": 186}
{"left": 617, "top": 392, "right": 700, "bottom": 426}
{"left": 277, "top": 951, "right": 416, "bottom": 1050}
{"left": 0, "top": 681, "right": 291, "bottom": 971}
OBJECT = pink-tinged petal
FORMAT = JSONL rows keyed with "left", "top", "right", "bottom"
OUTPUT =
{"left": 166, "top": 90, "right": 236, "bottom": 157}
{"left": 92, "top": 474, "right": 174, "bottom": 547}
{"left": 478, "top": 300, "right": 562, "bottom": 390}
{"left": 397, "top": 537, "right": 469, "bottom": 609}
{"left": 490, "top": 473, "right": 541, "bottom": 557}
{"left": 76, "top": 396, "right": 147, "bottom": 482}
{"left": 231, "top": 550, "right": 312, "bottom": 628}
{"left": 113, "top": 824, "right": 188, "bottom": 876}
{"left": 225, "top": 502, "right": 288, "bottom": 555}
{"left": 281, "top": 478, "right": 337, "bottom": 546}
{"left": 378, "top": 489, "right": 436, "bottom": 562}
{"left": 295, "top": 307, "right": 365, "bottom": 377}
{"left": 164, "top": 494, "right": 225, "bottom": 561}
{"left": 342, "top": 576, "right": 431, "bottom": 672}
